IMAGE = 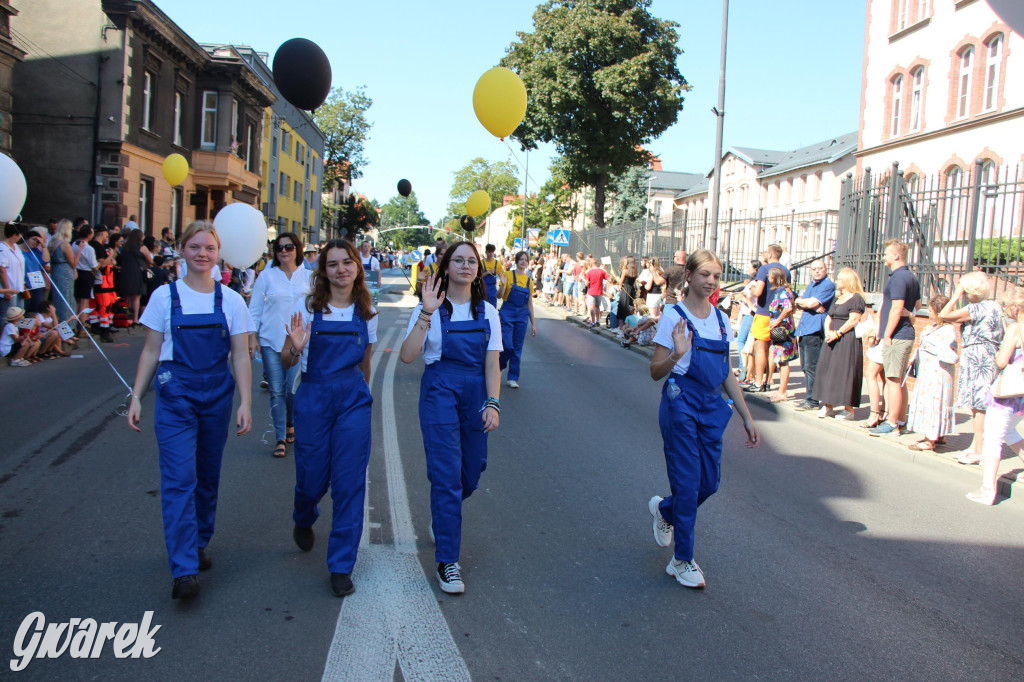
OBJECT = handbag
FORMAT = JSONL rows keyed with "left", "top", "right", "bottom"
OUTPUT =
{"left": 770, "top": 325, "right": 790, "bottom": 345}
{"left": 991, "top": 324, "right": 1024, "bottom": 399}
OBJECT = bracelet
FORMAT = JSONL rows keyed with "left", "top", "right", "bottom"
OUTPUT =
{"left": 485, "top": 397, "right": 500, "bottom": 408}
{"left": 419, "top": 309, "right": 434, "bottom": 319}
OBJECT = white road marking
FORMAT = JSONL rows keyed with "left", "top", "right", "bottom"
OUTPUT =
{"left": 322, "top": 316, "right": 470, "bottom": 682}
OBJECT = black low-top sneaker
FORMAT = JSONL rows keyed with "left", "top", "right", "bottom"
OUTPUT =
{"left": 293, "top": 525, "right": 315, "bottom": 552}
{"left": 436, "top": 562, "right": 465, "bottom": 594}
{"left": 330, "top": 573, "right": 355, "bottom": 597}
{"left": 171, "top": 574, "right": 199, "bottom": 600}
{"left": 198, "top": 547, "right": 212, "bottom": 571}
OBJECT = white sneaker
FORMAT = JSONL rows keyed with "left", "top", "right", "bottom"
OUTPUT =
{"left": 436, "top": 562, "right": 465, "bottom": 594}
{"left": 816, "top": 406, "right": 833, "bottom": 418}
{"left": 834, "top": 410, "right": 855, "bottom": 421}
{"left": 506, "top": 379, "right": 519, "bottom": 389}
{"left": 666, "top": 558, "right": 706, "bottom": 588}
{"left": 10, "top": 359, "right": 30, "bottom": 367}
{"left": 648, "top": 496, "right": 673, "bottom": 548}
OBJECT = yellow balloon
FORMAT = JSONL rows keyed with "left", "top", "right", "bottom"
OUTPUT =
{"left": 162, "top": 153, "right": 189, "bottom": 186}
{"left": 465, "top": 190, "right": 491, "bottom": 217}
{"left": 473, "top": 67, "right": 527, "bottom": 139}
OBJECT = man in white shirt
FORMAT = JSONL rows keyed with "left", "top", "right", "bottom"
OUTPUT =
{"left": 0, "top": 224, "right": 26, "bottom": 321}
{"left": 359, "top": 240, "right": 380, "bottom": 272}
{"left": 123, "top": 214, "right": 140, "bottom": 232}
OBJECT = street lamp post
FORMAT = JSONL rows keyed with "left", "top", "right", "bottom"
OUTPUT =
{"left": 709, "top": 0, "right": 729, "bottom": 253}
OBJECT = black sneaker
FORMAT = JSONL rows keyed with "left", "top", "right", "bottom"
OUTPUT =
{"left": 171, "top": 574, "right": 199, "bottom": 600}
{"left": 436, "top": 562, "right": 465, "bottom": 594}
{"left": 198, "top": 547, "right": 212, "bottom": 571}
{"left": 330, "top": 572, "right": 355, "bottom": 597}
{"left": 293, "top": 525, "right": 315, "bottom": 552}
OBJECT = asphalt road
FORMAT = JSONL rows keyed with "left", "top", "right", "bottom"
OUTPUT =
{"left": 1, "top": 269, "right": 1021, "bottom": 680}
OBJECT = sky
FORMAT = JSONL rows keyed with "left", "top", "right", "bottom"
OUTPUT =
{"left": 155, "top": 0, "right": 867, "bottom": 223}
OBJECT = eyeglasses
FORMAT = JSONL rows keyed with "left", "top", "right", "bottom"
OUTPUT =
{"left": 451, "top": 257, "right": 478, "bottom": 268}
{"left": 275, "top": 243, "right": 297, "bottom": 252}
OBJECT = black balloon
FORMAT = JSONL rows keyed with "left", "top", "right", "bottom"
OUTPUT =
{"left": 397, "top": 179, "right": 412, "bottom": 197}
{"left": 272, "top": 38, "right": 332, "bottom": 111}
{"left": 459, "top": 215, "right": 476, "bottom": 232}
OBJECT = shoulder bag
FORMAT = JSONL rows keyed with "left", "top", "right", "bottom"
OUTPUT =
{"left": 991, "top": 324, "right": 1024, "bottom": 399}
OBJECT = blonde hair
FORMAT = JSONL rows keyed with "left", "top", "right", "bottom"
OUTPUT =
{"left": 681, "top": 249, "right": 723, "bottom": 294}
{"left": 1002, "top": 286, "right": 1024, "bottom": 313}
{"left": 55, "top": 219, "right": 73, "bottom": 242}
{"left": 835, "top": 267, "right": 865, "bottom": 295}
{"left": 180, "top": 220, "right": 220, "bottom": 249}
{"left": 960, "top": 271, "right": 992, "bottom": 300}
{"left": 768, "top": 266, "right": 788, "bottom": 287}
{"left": 883, "top": 238, "right": 908, "bottom": 260}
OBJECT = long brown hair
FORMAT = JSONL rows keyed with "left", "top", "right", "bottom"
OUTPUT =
{"left": 437, "top": 240, "right": 486, "bottom": 319}
{"left": 304, "top": 239, "right": 376, "bottom": 320}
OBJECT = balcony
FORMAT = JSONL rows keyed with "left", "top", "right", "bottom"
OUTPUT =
{"left": 191, "top": 149, "right": 260, "bottom": 203}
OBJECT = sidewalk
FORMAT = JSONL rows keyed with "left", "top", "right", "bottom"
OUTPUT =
{"left": 535, "top": 298, "right": 1023, "bottom": 505}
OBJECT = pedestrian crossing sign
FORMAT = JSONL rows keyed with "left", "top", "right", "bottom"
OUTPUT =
{"left": 546, "top": 229, "right": 570, "bottom": 246}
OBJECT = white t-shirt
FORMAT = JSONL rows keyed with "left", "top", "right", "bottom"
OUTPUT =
{"left": 0, "top": 242, "right": 25, "bottom": 294}
{"left": 72, "top": 242, "right": 96, "bottom": 271}
{"left": 0, "top": 322, "right": 18, "bottom": 356}
{"left": 361, "top": 255, "right": 380, "bottom": 271}
{"left": 404, "top": 300, "right": 503, "bottom": 365}
{"left": 653, "top": 302, "right": 735, "bottom": 377}
{"left": 292, "top": 302, "right": 378, "bottom": 372}
{"left": 140, "top": 281, "right": 255, "bottom": 362}
{"left": 739, "top": 280, "right": 756, "bottom": 317}
{"left": 248, "top": 265, "right": 313, "bottom": 352}
{"left": 123, "top": 220, "right": 139, "bottom": 232}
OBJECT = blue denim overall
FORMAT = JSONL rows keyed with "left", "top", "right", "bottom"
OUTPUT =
{"left": 658, "top": 304, "right": 733, "bottom": 562}
{"left": 292, "top": 309, "right": 373, "bottom": 574}
{"left": 154, "top": 281, "right": 234, "bottom": 578}
{"left": 419, "top": 301, "right": 490, "bottom": 563}
{"left": 482, "top": 259, "right": 500, "bottom": 308}
{"left": 499, "top": 273, "right": 530, "bottom": 382}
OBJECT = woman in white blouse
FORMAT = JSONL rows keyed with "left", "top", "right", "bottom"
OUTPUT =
{"left": 248, "top": 232, "right": 313, "bottom": 458}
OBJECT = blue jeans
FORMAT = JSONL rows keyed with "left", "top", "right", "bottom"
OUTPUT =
{"left": 262, "top": 345, "right": 300, "bottom": 442}
{"left": 735, "top": 314, "right": 753, "bottom": 378}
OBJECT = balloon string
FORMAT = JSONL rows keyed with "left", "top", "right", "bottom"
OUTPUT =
{"left": 18, "top": 236, "right": 135, "bottom": 410}
{"left": 500, "top": 140, "right": 593, "bottom": 253}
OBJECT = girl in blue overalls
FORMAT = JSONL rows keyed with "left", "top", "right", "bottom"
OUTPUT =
{"left": 481, "top": 243, "right": 504, "bottom": 308}
{"left": 648, "top": 249, "right": 759, "bottom": 589}
{"left": 400, "top": 241, "right": 503, "bottom": 595}
{"left": 128, "top": 220, "right": 254, "bottom": 600}
{"left": 498, "top": 250, "right": 536, "bottom": 389}
{"left": 281, "top": 239, "right": 376, "bottom": 597}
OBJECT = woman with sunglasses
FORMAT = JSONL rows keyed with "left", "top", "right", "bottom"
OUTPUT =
{"left": 400, "top": 241, "right": 503, "bottom": 595}
{"left": 248, "top": 233, "right": 313, "bottom": 458}
{"left": 281, "top": 239, "right": 376, "bottom": 596}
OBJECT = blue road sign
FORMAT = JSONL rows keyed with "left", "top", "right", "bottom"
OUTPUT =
{"left": 513, "top": 238, "right": 526, "bottom": 250}
{"left": 548, "top": 229, "right": 570, "bottom": 246}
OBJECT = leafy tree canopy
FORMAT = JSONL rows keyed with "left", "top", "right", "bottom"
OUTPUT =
{"left": 313, "top": 86, "right": 373, "bottom": 184}
{"left": 609, "top": 166, "right": 650, "bottom": 225}
{"left": 337, "top": 195, "right": 379, "bottom": 241}
{"left": 379, "top": 193, "right": 430, "bottom": 232}
{"left": 447, "top": 157, "right": 522, "bottom": 219}
{"left": 501, "top": 0, "right": 687, "bottom": 227}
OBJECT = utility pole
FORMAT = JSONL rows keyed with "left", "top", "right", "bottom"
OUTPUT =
{"left": 709, "top": 0, "right": 729, "bottom": 253}
{"left": 522, "top": 149, "right": 529, "bottom": 243}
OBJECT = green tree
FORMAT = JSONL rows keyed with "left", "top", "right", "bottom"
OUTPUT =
{"left": 379, "top": 193, "right": 430, "bottom": 231}
{"left": 337, "top": 195, "right": 380, "bottom": 241}
{"left": 388, "top": 227, "right": 435, "bottom": 252}
{"left": 609, "top": 166, "right": 650, "bottom": 225}
{"left": 446, "top": 157, "right": 521, "bottom": 219}
{"left": 501, "top": 0, "right": 687, "bottom": 228}
{"left": 313, "top": 87, "right": 373, "bottom": 184}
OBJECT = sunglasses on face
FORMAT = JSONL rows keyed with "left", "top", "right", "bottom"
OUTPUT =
{"left": 275, "top": 243, "right": 297, "bottom": 252}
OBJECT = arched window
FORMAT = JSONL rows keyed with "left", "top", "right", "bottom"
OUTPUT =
{"left": 910, "top": 67, "right": 924, "bottom": 132}
{"left": 905, "top": 173, "right": 919, "bottom": 194}
{"left": 891, "top": 75, "right": 903, "bottom": 136}
{"left": 980, "top": 160, "right": 997, "bottom": 186}
{"left": 946, "top": 165, "right": 962, "bottom": 189}
{"left": 957, "top": 47, "right": 974, "bottom": 119}
{"left": 984, "top": 34, "right": 1003, "bottom": 112}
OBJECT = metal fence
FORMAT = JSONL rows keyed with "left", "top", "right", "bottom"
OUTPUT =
{"left": 836, "top": 160, "right": 1024, "bottom": 300}
{"left": 566, "top": 207, "right": 839, "bottom": 286}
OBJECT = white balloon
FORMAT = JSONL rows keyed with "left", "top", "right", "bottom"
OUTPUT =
{"left": 0, "top": 154, "right": 27, "bottom": 223}
{"left": 213, "top": 202, "right": 268, "bottom": 268}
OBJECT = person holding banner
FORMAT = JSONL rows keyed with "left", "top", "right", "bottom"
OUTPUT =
{"left": 280, "top": 239, "right": 376, "bottom": 597}
{"left": 648, "top": 250, "right": 759, "bottom": 589}
{"left": 400, "top": 241, "right": 502, "bottom": 595}
{"left": 498, "top": 250, "right": 536, "bottom": 389}
{"left": 481, "top": 244, "right": 505, "bottom": 308}
{"left": 127, "top": 220, "right": 254, "bottom": 600}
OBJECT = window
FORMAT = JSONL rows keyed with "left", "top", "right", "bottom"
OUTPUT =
{"left": 739, "top": 185, "right": 748, "bottom": 207}
{"left": 173, "top": 92, "right": 183, "bottom": 146}
{"left": 909, "top": 68, "right": 923, "bottom": 132}
{"left": 898, "top": 0, "right": 909, "bottom": 30}
{"left": 279, "top": 172, "right": 287, "bottom": 196}
{"left": 139, "top": 179, "right": 152, "bottom": 234}
{"left": 890, "top": 75, "right": 903, "bottom": 136}
{"left": 201, "top": 91, "right": 218, "bottom": 148}
{"left": 246, "top": 125, "right": 254, "bottom": 171}
{"left": 271, "top": 135, "right": 277, "bottom": 157}
{"left": 293, "top": 180, "right": 302, "bottom": 202}
{"left": 231, "top": 99, "right": 239, "bottom": 145}
{"left": 797, "top": 176, "right": 806, "bottom": 203}
{"left": 142, "top": 72, "right": 154, "bottom": 131}
{"left": 296, "top": 142, "right": 303, "bottom": 163}
{"left": 916, "top": 0, "right": 928, "bottom": 21}
{"left": 814, "top": 172, "right": 822, "bottom": 200}
{"left": 269, "top": 182, "right": 275, "bottom": 198}
{"left": 957, "top": 47, "right": 973, "bottom": 119}
{"left": 984, "top": 35, "right": 1003, "bottom": 112}
{"left": 281, "top": 130, "right": 290, "bottom": 154}
{"left": 171, "top": 187, "right": 182, "bottom": 234}
{"left": 980, "top": 160, "right": 997, "bottom": 186}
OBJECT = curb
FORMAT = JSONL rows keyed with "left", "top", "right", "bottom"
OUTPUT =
{"left": 534, "top": 299, "right": 1021, "bottom": 506}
